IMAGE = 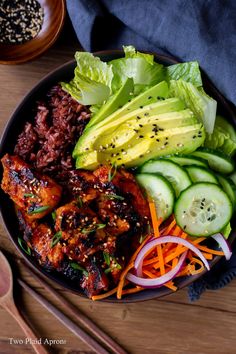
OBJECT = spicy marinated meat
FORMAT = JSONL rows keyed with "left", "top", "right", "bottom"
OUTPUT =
{"left": 1, "top": 154, "right": 62, "bottom": 220}
{"left": 1, "top": 156, "right": 150, "bottom": 297}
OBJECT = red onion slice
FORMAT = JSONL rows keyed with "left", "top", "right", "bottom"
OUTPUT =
{"left": 134, "top": 235, "right": 210, "bottom": 277}
{"left": 126, "top": 251, "right": 187, "bottom": 288}
{"left": 212, "top": 233, "right": 232, "bottom": 260}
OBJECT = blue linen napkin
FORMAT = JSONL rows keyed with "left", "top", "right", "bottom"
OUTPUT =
{"left": 66, "top": 0, "right": 236, "bottom": 299}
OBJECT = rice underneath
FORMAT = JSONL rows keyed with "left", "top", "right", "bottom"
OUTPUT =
{"left": 14, "top": 85, "right": 91, "bottom": 178}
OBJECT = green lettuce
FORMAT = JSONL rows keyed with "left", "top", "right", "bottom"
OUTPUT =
{"left": 221, "top": 223, "right": 232, "bottom": 239}
{"left": 167, "top": 61, "right": 202, "bottom": 87}
{"left": 110, "top": 46, "right": 165, "bottom": 94}
{"left": 61, "top": 52, "right": 113, "bottom": 105}
{"left": 204, "top": 115, "right": 236, "bottom": 156}
{"left": 170, "top": 79, "right": 217, "bottom": 134}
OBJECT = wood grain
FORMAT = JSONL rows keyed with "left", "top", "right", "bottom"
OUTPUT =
{"left": 1, "top": 19, "right": 236, "bottom": 354}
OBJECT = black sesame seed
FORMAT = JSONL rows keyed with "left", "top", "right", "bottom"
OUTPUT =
{"left": 139, "top": 135, "right": 144, "bottom": 138}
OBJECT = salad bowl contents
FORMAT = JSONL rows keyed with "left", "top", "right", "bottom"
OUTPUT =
{"left": 1, "top": 46, "right": 236, "bottom": 301}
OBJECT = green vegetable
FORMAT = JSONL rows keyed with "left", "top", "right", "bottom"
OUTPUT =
{"left": 61, "top": 51, "right": 113, "bottom": 105}
{"left": 70, "top": 262, "right": 88, "bottom": 276}
{"left": 103, "top": 251, "right": 110, "bottom": 265}
{"left": 110, "top": 45, "right": 165, "bottom": 94}
{"left": 167, "top": 61, "right": 202, "bottom": 87}
{"left": 170, "top": 79, "right": 217, "bottom": 133}
{"left": 28, "top": 205, "right": 50, "bottom": 215}
{"left": 221, "top": 223, "right": 232, "bottom": 239}
{"left": 204, "top": 115, "right": 236, "bottom": 156}
{"left": 18, "top": 237, "right": 31, "bottom": 255}
{"left": 51, "top": 231, "right": 62, "bottom": 248}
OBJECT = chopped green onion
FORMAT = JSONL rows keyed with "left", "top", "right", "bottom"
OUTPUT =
{"left": 96, "top": 223, "right": 106, "bottom": 229}
{"left": 51, "top": 211, "right": 56, "bottom": 222}
{"left": 70, "top": 262, "right": 88, "bottom": 276}
{"left": 104, "top": 268, "right": 112, "bottom": 274}
{"left": 108, "top": 163, "right": 117, "bottom": 182}
{"left": 103, "top": 251, "right": 110, "bottom": 265}
{"left": 24, "top": 193, "right": 36, "bottom": 198}
{"left": 105, "top": 194, "right": 124, "bottom": 201}
{"left": 18, "top": 237, "right": 31, "bottom": 255}
{"left": 82, "top": 223, "right": 106, "bottom": 234}
{"left": 28, "top": 205, "right": 50, "bottom": 215}
{"left": 50, "top": 231, "right": 62, "bottom": 248}
{"left": 77, "top": 196, "right": 83, "bottom": 208}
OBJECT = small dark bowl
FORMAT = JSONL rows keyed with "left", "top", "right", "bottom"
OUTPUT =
{"left": 0, "top": 51, "right": 235, "bottom": 302}
{"left": 0, "top": 0, "right": 66, "bottom": 64}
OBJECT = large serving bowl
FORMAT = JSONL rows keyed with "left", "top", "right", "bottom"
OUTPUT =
{"left": 1, "top": 51, "right": 236, "bottom": 302}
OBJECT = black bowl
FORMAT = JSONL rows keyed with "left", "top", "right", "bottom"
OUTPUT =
{"left": 1, "top": 51, "right": 236, "bottom": 302}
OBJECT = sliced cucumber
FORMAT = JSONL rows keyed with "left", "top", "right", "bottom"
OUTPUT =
{"left": 217, "top": 174, "right": 236, "bottom": 210}
{"left": 185, "top": 166, "right": 218, "bottom": 184}
{"left": 229, "top": 171, "right": 236, "bottom": 186}
{"left": 167, "top": 155, "right": 208, "bottom": 168}
{"left": 192, "top": 148, "right": 235, "bottom": 174}
{"left": 140, "top": 159, "right": 191, "bottom": 196}
{"left": 174, "top": 182, "right": 233, "bottom": 236}
{"left": 136, "top": 173, "right": 175, "bottom": 220}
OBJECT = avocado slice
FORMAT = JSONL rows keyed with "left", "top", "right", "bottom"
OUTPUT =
{"left": 86, "top": 77, "right": 134, "bottom": 129}
{"left": 76, "top": 123, "right": 205, "bottom": 169}
{"left": 93, "top": 109, "right": 197, "bottom": 153}
{"left": 72, "top": 81, "right": 169, "bottom": 158}
{"left": 73, "top": 97, "right": 184, "bottom": 157}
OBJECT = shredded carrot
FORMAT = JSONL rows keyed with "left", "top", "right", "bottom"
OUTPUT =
{"left": 94, "top": 213, "right": 226, "bottom": 301}
{"left": 117, "top": 262, "right": 135, "bottom": 299}
{"left": 195, "top": 244, "right": 224, "bottom": 256}
{"left": 121, "top": 287, "right": 144, "bottom": 295}
{"left": 148, "top": 201, "right": 162, "bottom": 237}
{"left": 165, "top": 218, "right": 176, "bottom": 234}
{"left": 92, "top": 287, "right": 118, "bottom": 301}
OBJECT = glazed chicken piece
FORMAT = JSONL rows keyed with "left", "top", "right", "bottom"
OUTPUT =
{"left": 30, "top": 223, "right": 64, "bottom": 268}
{"left": 55, "top": 201, "right": 108, "bottom": 262}
{"left": 1, "top": 154, "right": 62, "bottom": 220}
{"left": 80, "top": 260, "right": 109, "bottom": 297}
{"left": 59, "top": 170, "right": 100, "bottom": 203}
{"left": 94, "top": 165, "right": 150, "bottom": 220}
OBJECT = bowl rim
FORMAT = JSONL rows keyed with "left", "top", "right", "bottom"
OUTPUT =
{"left": 0, "top": 0, "right": 66, "bottom": 65}
{"left": 0, "top": 49, "right": 236, "bottom": 302}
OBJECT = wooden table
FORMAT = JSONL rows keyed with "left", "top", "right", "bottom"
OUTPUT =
{"left": 1, "top": 19, "right": 236, "bottom": 354}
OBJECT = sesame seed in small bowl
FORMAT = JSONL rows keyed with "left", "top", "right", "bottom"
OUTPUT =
{"left": 0, "top": 0, "right": 66, "bottom": 64}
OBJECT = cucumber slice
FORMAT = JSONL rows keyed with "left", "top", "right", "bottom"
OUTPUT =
{"left": 167, "top": 155, "right": 208, "bottom": 168}
{"left": 136, "top": 173, "right": 175, "bottom": 220}
{"left": 140, "top": 159, "right": 191, "bottom": 196}
{"left": 174, "top": 182, "right": 233, "bottom": 236}
{"left": 185, "top": 166, "right": 218, "bottom": 184}
{"left": 217, "top": 174, "right": 236, "bottom": 209}
{"left": 229, "top": 171, "right": 236, "bottom": 186}
{"left": 192, "top": 148, "right": 235, "bottom": 174}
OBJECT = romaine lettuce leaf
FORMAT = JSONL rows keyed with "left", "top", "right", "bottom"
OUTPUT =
{"left": 167, "top": 61, "right": 202, "bottom": 87}
{"left": 61, "top": 73, "right": 110, "bottom": 105}
{"left": 203, "top": 115, "right": 236, "bottom": 156}
{"left": 74, "top": 52, "right": 113, "bottom": 89}
{"left": 170, "top": 79, "right": 217, "bottom": 133}
{"left": 61, "top": 52, "right": 113, "bottom": 105}
{"left": 109, "top": 46, "right": 165, "bottom": 94}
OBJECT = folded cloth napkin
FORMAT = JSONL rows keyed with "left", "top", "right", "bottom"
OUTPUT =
{"left": 66, "top": 0, "right": 236, "bottom": 299}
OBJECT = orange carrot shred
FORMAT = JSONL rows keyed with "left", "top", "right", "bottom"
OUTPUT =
{"left": 148, "top": 201, "right": 162, "bottom": 237}
{"left": 92, "top": 287, "right": 118, "bottom": 301}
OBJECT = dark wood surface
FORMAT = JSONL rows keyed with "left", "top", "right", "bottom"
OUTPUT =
{"left": 1, "top": 18, "right": 236, "bottom": 354}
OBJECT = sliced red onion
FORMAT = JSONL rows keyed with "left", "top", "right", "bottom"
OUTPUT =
{"left": 211, "top": 233, "right": 232, "bottom": 260}
{"left": 134, "top": 235, "right": 210, "bottom": 277}
{"left": 126, "top": 251, "right": 187, "bottom": 288}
